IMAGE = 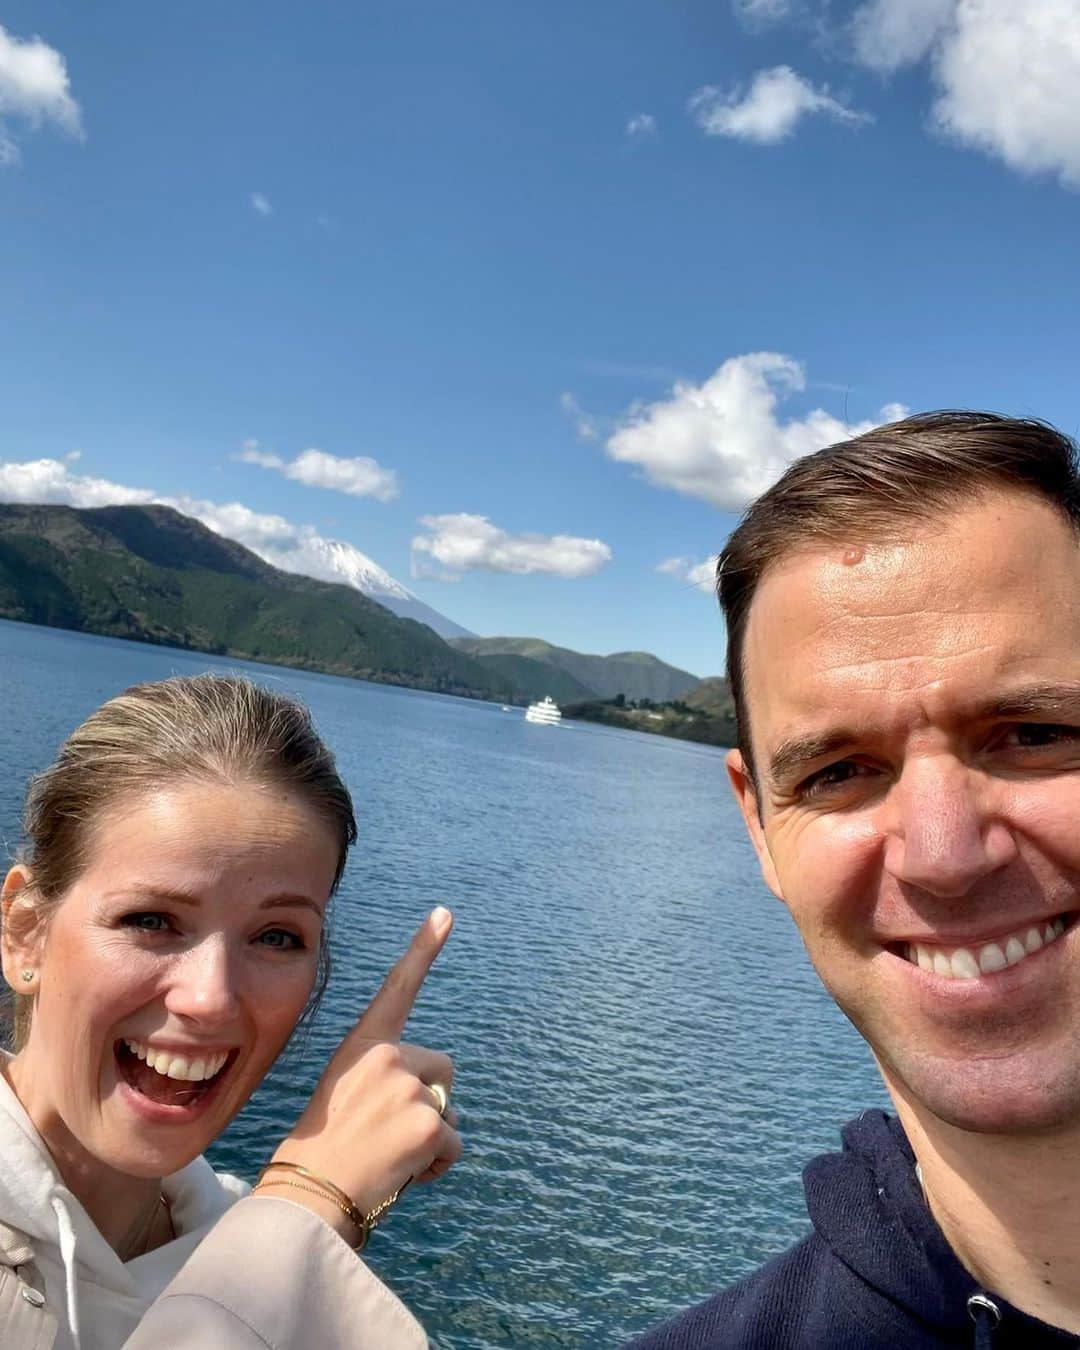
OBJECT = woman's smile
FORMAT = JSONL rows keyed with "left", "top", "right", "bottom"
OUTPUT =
{"left": 113, "top": 1039, "right": 239, "bottom": 1120}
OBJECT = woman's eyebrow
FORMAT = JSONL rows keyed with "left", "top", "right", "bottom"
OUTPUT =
{"left": 257, "top": 895, "right": 324, "bottom": 916}
{"left": 101, "top": 888, "right": 323, "bottom": 915}
{"left": 102, "top": 886, "right": 203, "bottom": 908}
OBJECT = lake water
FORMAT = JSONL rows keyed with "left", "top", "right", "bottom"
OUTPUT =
{"left": 0, "top": 618, "right": 889, "bottom": 1347}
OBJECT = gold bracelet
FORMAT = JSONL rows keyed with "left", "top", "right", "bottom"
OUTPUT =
{"left": 257, "top": 1162, "right": 365, "bottom": 1228}
{"left": 253, "top": 1179, "right": 366, "bottom": 1241}
{"left": 256, "top": 1162, "right": 403, "bottom": 1252}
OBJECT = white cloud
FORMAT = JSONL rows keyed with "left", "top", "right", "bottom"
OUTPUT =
{"left": 0, "top": 24, "right": 82, "bottom": 165}
{"left": 251, "top": 192, "right": 273, "bottom": 216}
{"left": 411, "top": 513, "right": 611, "bottom": 580}
{"left": 238, "top": 443, "right": 399, "bottom": 501}
{"left": 850, "top": 0, "right": 1080, "bottom": 189}
{"left": 689, "top": 66, "right": 870, "bottom": 144}
{"left": 606, "top": 352, "right": 907, "bottom": 510}
{"left": 933, "top": 1, "right": 1080, "bottom": 189}
{"left": 559, "top": 392, "right": 600, "bottom": 443}
{"left": 852, "top": 0, "right": 955, "bottom": 72}
{"left": 0, "top": 456, "right": 413, "bottom": 599}
{"left": 657, "top": 555, "right": 718, "bottom": 594}
{"left": 236, "top": 443, "right": 281, "bottom": 470}
{"left": 626, "top": 112, "right": 657, "bottom": 139}
{"left": 0, "top": 458, "right": 154, "bottom": 508}
{"left": 734, "top": 0, "right": 795, "bottom": 20}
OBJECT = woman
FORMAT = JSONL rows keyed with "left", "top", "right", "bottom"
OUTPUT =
{"left": 0, "top": 673, "right": 461, "bottom": 1349}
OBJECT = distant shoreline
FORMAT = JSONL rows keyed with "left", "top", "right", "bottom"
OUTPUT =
{"left": 562, "top": 698, "right": 736, "bottom": 751}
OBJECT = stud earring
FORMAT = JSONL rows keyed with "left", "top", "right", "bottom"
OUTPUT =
{"left": 19, "top": 970, "right": 33, "bottom": 984}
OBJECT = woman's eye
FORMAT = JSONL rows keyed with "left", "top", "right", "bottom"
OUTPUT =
{"left": 120, "top": 912, "right": 173, "bottom": 934}
{"left": 257, "top": 928, "right": 304, "bottom": 951}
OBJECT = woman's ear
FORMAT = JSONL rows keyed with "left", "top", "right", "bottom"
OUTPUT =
{"left": 1, "top": 865, "right": 42, "bottom": 994}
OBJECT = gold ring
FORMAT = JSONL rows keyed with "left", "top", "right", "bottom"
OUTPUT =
{"left": 429, "top": 1082, "right": 449, "bottom": 1118}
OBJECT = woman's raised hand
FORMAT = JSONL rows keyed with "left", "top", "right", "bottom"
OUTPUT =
{"left": 262, "top": 907, "right": 461, "bottom": 1238}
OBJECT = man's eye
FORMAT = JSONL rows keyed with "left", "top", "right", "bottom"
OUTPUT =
{"left": 1004, "top": 723, "right": 1080, "bottom": 749}
{"left": 257, "top": 928, "right": 304, "bottom": 951}
{"left": 799, "top": 761, "right": 872, "bottom": 798}
{"left": 120, "top": 912, "right": 173, "bottom": 934}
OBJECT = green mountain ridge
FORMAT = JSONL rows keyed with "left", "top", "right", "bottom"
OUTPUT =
{"left": 561, "top": 676, "right": 737, "bottom": 748}
{"left": 681, "top": 676, "right": 735, "bottom": 719}
{"left": 0, "top": 503, "right": 515, "bottom": 701}
{"left": 0, "top": 502, "right": 720, "bottom": 724}
{"left": 449, "top": 635, "right": 699, "bottom": 703}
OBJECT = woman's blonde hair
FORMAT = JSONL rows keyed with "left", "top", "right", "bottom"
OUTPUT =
{"left": 4, "top": 673, "right": 356, "bottom": 1049}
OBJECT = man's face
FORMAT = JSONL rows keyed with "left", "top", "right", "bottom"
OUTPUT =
{"left": 728, "top": 488, "right": 1080, "bottom": 1134}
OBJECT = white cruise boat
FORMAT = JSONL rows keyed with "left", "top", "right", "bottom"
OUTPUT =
{"left": 525, "top": 696, "right": 562, "bottom": 726}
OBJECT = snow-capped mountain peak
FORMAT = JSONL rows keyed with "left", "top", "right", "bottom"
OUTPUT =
{"left": 313, "top": 537, "right": 414, "bottom": 601}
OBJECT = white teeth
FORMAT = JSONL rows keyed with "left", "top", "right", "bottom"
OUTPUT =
{"left": 950, "top": 949, "right": 980, "bottom": 980}
{"left": 123, "top": 1041, "right": 228, "bottom": 1082}
{"left": 979, "top": 943, "right": 1007, "bottom": 974}
{"left": 907, "top": 917, "right": 1069, "bottom": 979}
{"left": 1004, "top": 937, "right": 1027, "bottom": 967}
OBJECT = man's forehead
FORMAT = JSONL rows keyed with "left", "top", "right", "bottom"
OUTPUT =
{"left": 738, "top": 492, "right": 1080, "bottom": 760}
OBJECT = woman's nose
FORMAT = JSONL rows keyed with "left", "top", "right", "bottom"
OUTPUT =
{"left": 163, "top": 937, "right": 241, "bottom": 1024}
{"left": 881, "top": 756, "right": 1017, "bottom": 898}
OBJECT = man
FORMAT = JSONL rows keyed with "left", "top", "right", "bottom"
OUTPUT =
{"left": 631, "top": 412, "right": 1080, "bottom": 1347}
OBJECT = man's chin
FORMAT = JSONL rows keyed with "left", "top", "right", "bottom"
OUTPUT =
{"left": 878, "top": 1050, "right": 1080, "bottom": 1138}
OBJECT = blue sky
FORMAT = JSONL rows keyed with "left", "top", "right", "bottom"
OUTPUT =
{"left": 2, "top": 0, "right": 1079, "bottom": 677}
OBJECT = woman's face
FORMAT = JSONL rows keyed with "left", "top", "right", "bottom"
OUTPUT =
{"left": 2, "top": 779, "right": 340, "bottom": 1180}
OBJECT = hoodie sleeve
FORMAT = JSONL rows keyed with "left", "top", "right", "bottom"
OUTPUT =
{"left": 122, "top": 1195, "right": 428, "bottom": 1350}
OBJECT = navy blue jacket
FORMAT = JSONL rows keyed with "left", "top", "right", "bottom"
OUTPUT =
{"left": 628, "top": 1111, "right": 1080, "bottom": 1348}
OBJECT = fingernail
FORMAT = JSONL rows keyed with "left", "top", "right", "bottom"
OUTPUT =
{"left": 431, "top": 905, "right": 452, "bottom": 935}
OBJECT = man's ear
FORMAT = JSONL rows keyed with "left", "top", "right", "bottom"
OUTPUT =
{"left": 1, "top": 865, "right": 43, "bottom": 993}
{"left": 726, "top": 749, "right": 783, "bottom": 900}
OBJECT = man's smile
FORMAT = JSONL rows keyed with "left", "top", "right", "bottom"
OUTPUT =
{"left": 890, "top": 914, "right": 1073, "bottom": 980}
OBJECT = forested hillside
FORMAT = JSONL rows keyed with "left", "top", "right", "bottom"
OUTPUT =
{"left": 0, "top": 503, "right": 513, "bottom": 701}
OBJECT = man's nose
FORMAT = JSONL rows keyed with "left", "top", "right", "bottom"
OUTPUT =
{"left": 881, "top": 756, "right": 1017, "bottom": 897}
{"left": 163, "top": 937, "right": 241, "bottom": 1024}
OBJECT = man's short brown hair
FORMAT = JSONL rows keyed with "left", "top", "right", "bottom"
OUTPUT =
{"left": 717, "top": 410, "right": 1080, "bottom": 786}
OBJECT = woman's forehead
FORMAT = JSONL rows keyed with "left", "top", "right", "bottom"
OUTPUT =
{"left": 78, "top": 781, "right": 339, "bottom": 881}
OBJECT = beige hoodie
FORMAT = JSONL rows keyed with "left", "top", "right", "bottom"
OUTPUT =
{"left": 0, "top": 1061, "right": 428, "bottom": 1350}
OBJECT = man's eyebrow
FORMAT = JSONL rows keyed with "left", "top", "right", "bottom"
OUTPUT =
{"left": 977, "top": 683, "right": 1080, "bottom": 720}
{"left": 767, "top": 684, "right": 1080, "bottom": 787}
{"left": 768, "top": 731, "right": 857, "bottom": 787}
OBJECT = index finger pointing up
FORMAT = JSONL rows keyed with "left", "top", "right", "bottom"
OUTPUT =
{"left": 355, "top": 906, "right": 454, "bottom": 1042}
